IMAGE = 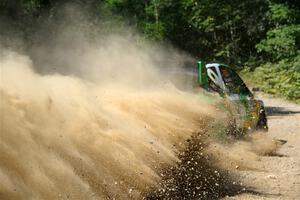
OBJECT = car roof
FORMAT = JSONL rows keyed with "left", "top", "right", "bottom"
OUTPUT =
{"left": 206, "top": 63, "right": 229, "bottom": 68}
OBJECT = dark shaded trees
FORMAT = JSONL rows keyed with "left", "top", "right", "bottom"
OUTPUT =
{"left": 1, "top": 0, "right": 299, "bottom": 101}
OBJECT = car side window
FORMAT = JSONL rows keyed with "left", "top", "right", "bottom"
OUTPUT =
{"left": 219, "top": 66, "right": 251, "bottom": 96}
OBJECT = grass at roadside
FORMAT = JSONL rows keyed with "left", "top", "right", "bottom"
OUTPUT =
{"left": 241, "top": 64, "right": 300, "bottom": 104}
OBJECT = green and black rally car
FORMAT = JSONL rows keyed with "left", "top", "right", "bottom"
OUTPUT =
{"left": 169, "top": 61, "right": 268, "bottom": 133}
{"left": 198, "top": 61, "right": 268, "bottom": 132}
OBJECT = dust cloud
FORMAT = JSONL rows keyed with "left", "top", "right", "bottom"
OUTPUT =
{"left": 1, "top": 6, "right": 221, "bottom": 199}
{"left": 0, "top": 4, "right": 280, "bottom": 199}
{"left": 206, "top": 133, "right": 280, "bottom": 171}
{"left": 0, "top": 34, "right": 218, "bottom": 199}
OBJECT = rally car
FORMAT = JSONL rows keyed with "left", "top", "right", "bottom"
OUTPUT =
{"left": 198, "top": 61, "right": 268, "bottom": 132}
{"left": 168, "top": 61, "right": 268, "bottom": 133}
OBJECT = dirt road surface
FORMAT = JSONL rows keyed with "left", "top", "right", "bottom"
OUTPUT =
{"left": 228, "top": 95, "right": 300, "bottom": 200}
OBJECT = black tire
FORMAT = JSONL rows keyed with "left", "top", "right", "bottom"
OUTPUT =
{"left": 256, "top": 106, "right": 268, "bottom": 131}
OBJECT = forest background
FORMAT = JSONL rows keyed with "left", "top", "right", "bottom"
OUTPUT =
{"left": 1, "top": 0, "right": 299, "bottom": 103}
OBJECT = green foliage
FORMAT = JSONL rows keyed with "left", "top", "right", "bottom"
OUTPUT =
{"left": 269, "top": 3, "right": 300, "bottom": 25}
{"left": 143, "top": 21, "right": 165, "bottom": 41}
{"left": 250, "top": 2, "right": 300, "bottom": 103}
{"left": 0, "top": 0, "right": 299, "bottom": 103}
{"left": 242, "top": 61, "right": 300, "bottom": 104}
{"left": 173, "top": 0, "right": 270, "bottom": 64}
{"left": 256, "top": 3, "right": 300, "bottom": 61}
{"left": 256, "top": 25, "right": 300, "bottom": 60}
{"left": 270, "top": 3, "right": 295, "bottom": 24}
{"left": 21, "top": 0, "right": 41, "bottom": 14}
{"left": 101, "top": 0, "right": 272, "bottom": 65}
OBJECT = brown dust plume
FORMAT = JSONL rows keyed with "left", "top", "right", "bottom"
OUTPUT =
{"left": 0, "top": 44, "right": 219, "bottom": 199}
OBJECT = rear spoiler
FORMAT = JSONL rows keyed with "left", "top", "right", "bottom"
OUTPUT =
{"left": 197, "top": 61, "right": 208, "bottom": 89}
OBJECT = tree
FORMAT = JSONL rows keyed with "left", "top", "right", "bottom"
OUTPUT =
{"left": 256, "top": 3, "right": 300, "bottom": 62}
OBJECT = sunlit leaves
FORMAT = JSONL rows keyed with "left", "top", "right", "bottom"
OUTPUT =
{"left": 256, "top": 25, "right": 300, "bottom": 60}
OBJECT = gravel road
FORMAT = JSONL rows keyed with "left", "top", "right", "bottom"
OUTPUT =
{"left": 227, "top": 95, "right": 300, "bottom": 200}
